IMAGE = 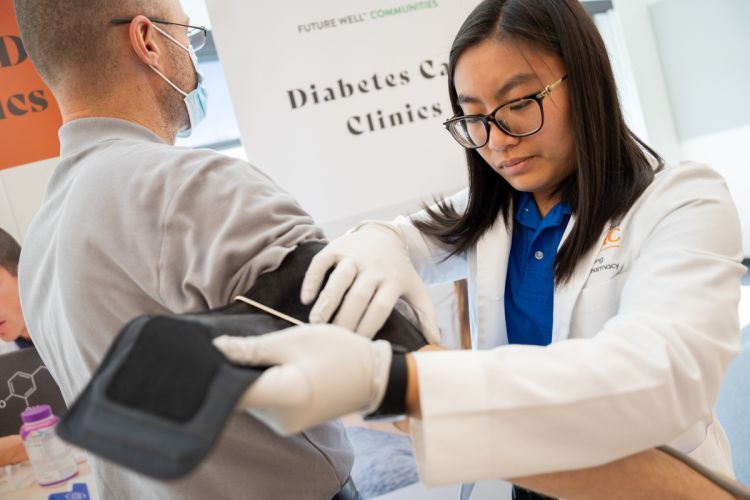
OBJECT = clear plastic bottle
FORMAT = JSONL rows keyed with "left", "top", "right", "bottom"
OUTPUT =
{"left": 19, "top": 405, "right": 78, "bottom": 486}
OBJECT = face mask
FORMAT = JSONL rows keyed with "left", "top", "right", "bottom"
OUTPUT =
{"left": 150, "top": 25, "right": 208, "bottom": 138}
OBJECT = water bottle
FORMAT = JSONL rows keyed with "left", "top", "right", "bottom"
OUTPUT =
{"left": 19, "top": 405, "right": 78, "bottom": 486}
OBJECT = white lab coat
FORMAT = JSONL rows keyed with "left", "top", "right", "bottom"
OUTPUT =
{"left": 391, "top": 162, "right": 745, "bottom": 484}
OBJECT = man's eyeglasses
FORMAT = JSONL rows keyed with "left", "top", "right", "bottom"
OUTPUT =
{"left": 443, "top": 75, "right": 568, "bottom": 149}
{"left": 111, "top": 17, "right": 208, "bottom": 52}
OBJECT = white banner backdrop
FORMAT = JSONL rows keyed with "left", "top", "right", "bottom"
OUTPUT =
{"left": 206, "top": 1, "right": 480, "bottom": 229}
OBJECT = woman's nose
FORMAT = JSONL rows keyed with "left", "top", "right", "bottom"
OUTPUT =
{"left": 486, "top": 122, "right": 521, "bottom": 151}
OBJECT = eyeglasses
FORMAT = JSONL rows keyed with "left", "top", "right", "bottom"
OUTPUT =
{"left": 111, "top": 17, "right": 208, "bottom": 51}
{"left": 443, "top": 75, "right": 568, "bottom": 149}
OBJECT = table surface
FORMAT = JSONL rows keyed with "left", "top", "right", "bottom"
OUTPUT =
{"left": 0, "top": 451, "right": 99, "bottom": 500}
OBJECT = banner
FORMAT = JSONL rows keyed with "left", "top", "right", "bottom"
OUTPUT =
{"left": 207, "top": 0, "right": 480, "bottom": 226}
{"left": 0, "top": 0, "right": 62, "bottom": 170}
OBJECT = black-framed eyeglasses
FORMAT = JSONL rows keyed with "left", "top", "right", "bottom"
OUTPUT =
{"left": 443, "top": 75, "right": 568, "bottom": 149}
{"left": 111, "top": 17, "right": 208, "bottom": 51}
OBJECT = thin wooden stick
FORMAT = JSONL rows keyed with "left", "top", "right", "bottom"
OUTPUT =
{"left": 232, "top": 296, "right": 304, "bottom": 326}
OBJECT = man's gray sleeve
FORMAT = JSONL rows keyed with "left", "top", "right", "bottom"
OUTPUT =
{"left": 156, "top": 154, "right": 326, "bottom": 312}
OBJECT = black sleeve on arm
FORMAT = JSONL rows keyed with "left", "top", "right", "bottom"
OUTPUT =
{"left": 232, "top": 241, "right": 430, "bottom": 351}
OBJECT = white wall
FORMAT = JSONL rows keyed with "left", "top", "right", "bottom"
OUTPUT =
{"left": 610, "top": 0, "right": 681, "bottom": 162}
{"left": 649, "top": 0, "right": 750, "bottom": 257}
{"left": 680, "top": 125, "right": 750, "bottom": 256}
{"left": 0, "top": 157, "right": 57, "bottom": 242}
{"left": 647, "top": 0, "right": 750, "bottom": 256}
{"left": 611, "top": 0, "right": 749, "bottom": 256}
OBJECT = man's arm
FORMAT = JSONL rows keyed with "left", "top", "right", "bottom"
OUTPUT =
{"left": 156, "top": 156, "right": 326, "bottom": 312}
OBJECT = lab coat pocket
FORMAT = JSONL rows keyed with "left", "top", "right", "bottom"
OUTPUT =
{"left": 570, "top": 272, "right": 630, "bottom": 339}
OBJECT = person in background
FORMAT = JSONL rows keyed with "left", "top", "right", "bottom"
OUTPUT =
{"left": 0, "top": 228, "right": 30, "bottom": 466}
{"left": 0, "top": 229, "right": 32, "bottom": 350}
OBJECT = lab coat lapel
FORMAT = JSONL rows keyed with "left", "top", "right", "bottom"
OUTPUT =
{"left": 551, "top": 216, "right": 610, "bottom": 342}
{"left": 474, "top": 218, "right": 512, "bottom": 349}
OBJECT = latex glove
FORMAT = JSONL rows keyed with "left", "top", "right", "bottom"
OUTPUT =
{"left": 213, "top": 324, "right": 392, "bottom": 435}
{"left": 300, "top": 222, "right": 441, "bottom": 343}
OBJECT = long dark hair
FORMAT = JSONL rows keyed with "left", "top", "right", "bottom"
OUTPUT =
{"left": 414, "top": 0, "right": 662, "bottom": 284}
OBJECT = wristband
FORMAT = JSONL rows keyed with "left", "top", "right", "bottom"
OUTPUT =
{"left": 365, "top": 345, "right": 408, "bottom": 419}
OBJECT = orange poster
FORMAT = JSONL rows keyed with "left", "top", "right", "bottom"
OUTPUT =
{"left": 0, "top": 0, "right": 62, "bottom": 170}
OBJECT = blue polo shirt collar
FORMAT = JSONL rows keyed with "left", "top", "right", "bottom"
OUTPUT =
{"left": 515, "top": 192, "right": 571, "bottom": 231}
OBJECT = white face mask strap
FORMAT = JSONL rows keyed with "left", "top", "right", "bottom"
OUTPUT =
{"left": 149, "top": 65, "right": 189, "bottom": 97}
{"left": 147, "top": 24, "right": 193, "bottom": 97}
{"left": 232, "top": 296, "right": 305, "bottom": 326}
{"left": 151, "top": 24, "right": 191, "bottom": 53}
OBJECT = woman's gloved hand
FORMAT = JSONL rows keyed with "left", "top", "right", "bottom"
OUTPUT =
{"left": 300, "top": 222, "right": 441, "bottom": 344}
{"left": 213, "top": 324, "right": 392, "bottom": 435}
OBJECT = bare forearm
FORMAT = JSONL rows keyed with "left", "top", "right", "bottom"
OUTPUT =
{"left": 511, "top": 448, "right": 735, "bottom": 500}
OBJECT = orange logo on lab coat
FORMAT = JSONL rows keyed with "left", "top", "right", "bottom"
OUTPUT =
{"left": 602, "top": 226, "right": 621, "bottom": 251}
{"left": 0, "top": 0, "right": 62, "bottom": 170}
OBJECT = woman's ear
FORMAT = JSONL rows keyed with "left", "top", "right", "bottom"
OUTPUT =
{"left": 128, "top": 15, "right": 164, "bottom": 72}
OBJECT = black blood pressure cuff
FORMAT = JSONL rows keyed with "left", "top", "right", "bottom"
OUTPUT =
{"left": 57, "top": 241, "right": 428, "bottom": 480}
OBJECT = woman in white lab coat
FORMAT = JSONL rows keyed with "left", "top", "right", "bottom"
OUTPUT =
{"left": 214, "top": 0, "right": 746, "bottom": 496}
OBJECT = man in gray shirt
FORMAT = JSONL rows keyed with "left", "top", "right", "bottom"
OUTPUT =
{"left": 14, "top": 0, "right": 354, "bottom": 498}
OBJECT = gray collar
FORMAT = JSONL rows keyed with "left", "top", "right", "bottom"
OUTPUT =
{"left": 59, "top": 118, "right": 165, "bottom": 157}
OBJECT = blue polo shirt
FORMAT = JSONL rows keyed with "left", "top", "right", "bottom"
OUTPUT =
{"left": 504, "top": 193, "right": 571, "bottom": 346}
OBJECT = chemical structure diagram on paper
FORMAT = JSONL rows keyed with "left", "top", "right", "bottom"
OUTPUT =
{"left": 0, "top": 366, "right": 48, "bottom": 410}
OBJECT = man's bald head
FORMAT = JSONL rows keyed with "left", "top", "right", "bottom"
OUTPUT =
{"left": 13, "top": 0, "right": 170, "bottom": 88}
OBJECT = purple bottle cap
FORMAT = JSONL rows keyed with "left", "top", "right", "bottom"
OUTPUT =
{"left": 21, "top": 404, "right": 53, "bottom": 424}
